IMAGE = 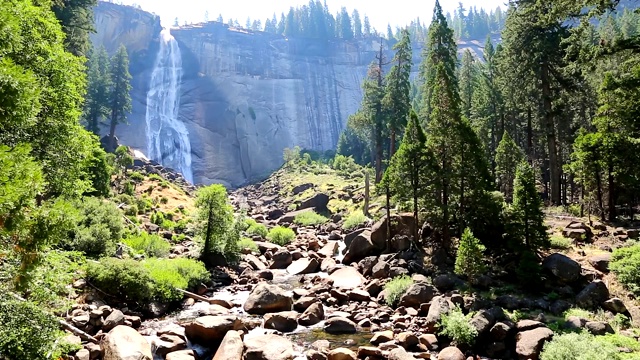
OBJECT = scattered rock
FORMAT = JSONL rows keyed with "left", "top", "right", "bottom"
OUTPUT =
{"left": 433, "top": 274, "right": 460, "bottom": 291}
{"left": 246, "top": 254, "right": 268, "bottom": 270}
{"left": 264, "top": 311, "right": 299, "bottom": 332}
{"left": 166, "top": 350, "right": 196, "bottom": 360}
{"left": 348, "top": 289, "right": 371, "bottom": 302}
{"left": 343, "top": 231, "right": 377, "bottom": 264}
{"left": 399, "top": 283, "right": 437, "bottom": 309}
{"left": 103, "top": 325, "right": 152, "bottom": 360}
{"left": 271, "top": 250, "right": 293, "bottom": 269}
{"left": 588, "top": 254, "right": 611, "bottom": 273}
{"left": 437, "top": 346, "right": 464, "bottom": 360}
{"left": 244, "top": 284, "right": 293, "bottom": 315}
{"left": 244, "top": 334, "right": 295, "bottom": 360}
{"left": 329, "top": 267, "right": 366, "bottom": 289}
{"left": 372, "top": 260, "right": 390, "bottom": 279}
{"left": 287, "top": 258, "right": 319, "bottom": 275}
{"left": 515, "top": 327, "right": 553, "bottom": 360}
{"left": 585, "top": 321, "right": 614, "bottom": 335}
{"left": 299, "top": 302, "right": 325, "bottom": 326}
{"left": 155, "top": 334, "right": 187, "bottom": 358}
{"left": 396, "top": 332, "right": 419, "bottom": 349}
{"left": 603, "top": 298, "right": 627, "bottom": 314}
{"left": 298, "top": 193, "right": 330, "bottom": 211}
{"left": 327, "top": 348, "right": 357, "bottom": 360}
{"left": 388, "top": 347, "right": 417, "bottom": 360}
{"left": 185, "top": 316, "right": 241, "bottom": 344}
{"left": 371, "top": 330, "right": 394, "bottom": 345}
{"left": 576, "top": 280, "right": 609, "bottom": 309}
{"left": 324, "top": 317, "right": 357, "bottom": 334}
{"left": 426, "top": 296, "right": 451, "bottom": 331}
{"left": 542, "top": 253, "right": 582, "bottom": 283}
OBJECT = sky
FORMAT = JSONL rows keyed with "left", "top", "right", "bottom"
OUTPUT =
{"left": 116, "top": 0, "right": 507, "bottom": 31}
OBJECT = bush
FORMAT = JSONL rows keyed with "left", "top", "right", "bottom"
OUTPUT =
{"left": 332, "top": 154, "right": 360, "bottom": 175}
{"left": 611, "top": 243, "right": 640, "bottom": 295}
{"left": 123, "top": 232, "right": 171, "bottom": 258}
{"left": 238, "top": 238, "right": 259, "bottom": 252}
{"left": 384, "top": 275, "right": 413, "bottom": 307}
{"left": 242, "top": 218, "right": 257, "bottom": 231}
{"left": 267, "top": 226, "right": 296, "bottom": 245}
{"left": 540, "top": 332, "right": 621, "bottom": 360}
{"left": 86, "top": 257, "right": 209, "bottom": 303}
{"left": 454, "top": 228, "right": 486, "bottom": 280}
{"left": 151, "top": 211, "right": 165, "bottom": 225}
{"left": 129, "top": 171, "right": 145, "bottom": 182}
{"left": 343, "top": 210, "right": 368, "bottom": 230}
{"left": 61, "top": 197, "right": 123, "bottom": 258}
{"left": 516, "top": 250, "right": 543, "bottom": 287}
{"left": 294, "top": 211, "right": 328, "bottom": 226}
{"left": 439, "top": 306, "right": 478, "bottom": 346}
{"left": 124, "top": 204, "right": 138, "bottom": 216}
{"left": 246, "top": 223, "right": 268, "bottom": 238}
{"left": 550, "top": 234, "right": 572, "bottom": 250}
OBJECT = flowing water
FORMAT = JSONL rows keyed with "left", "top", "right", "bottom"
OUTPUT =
{"left": 145, "top": 29, "right": 193, "bottom": 183}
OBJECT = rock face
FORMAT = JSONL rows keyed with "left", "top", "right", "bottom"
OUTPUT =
{"left": 244, "top": 284, "right": 293, "bottom": 314}
{"left": 103, "top": 325, "right": 152, "bottom": 360}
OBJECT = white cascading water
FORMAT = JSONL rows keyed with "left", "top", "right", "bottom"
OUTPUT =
{"left": 145, "top": 29, "right": 193, "bottom": 183}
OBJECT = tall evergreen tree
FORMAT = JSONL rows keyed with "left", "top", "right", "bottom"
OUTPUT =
{"left": 383, "top": 28, "right": 412, "bottom": 158}
{"left": 108, "top": 45, "right": 132, "bottom": 152}
{"left": 84, "top": 46, "right": 111, "bottom": 135}
{"left": 352, "top": 9, "right": 362, "bottom": 39}
{"left": 339, "top": 7, "right": 353, "bottom": 39}
{"left": 495, "top": 131, "right": 525, "bottom": 202}
{"left": 511, "top": 161, "right": 549, "bottom": 253}
{"left": 363, "top": 15, "right": 371, "bottom": 37}
{"left": 52, "top": 0, "right": 97, "bottom": 56}
{"left": 458, "top": 49, "right": 477, "bottom": 120}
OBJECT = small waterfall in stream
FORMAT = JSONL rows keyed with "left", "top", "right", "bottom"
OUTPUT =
{"left": 145, "top": 29, "right": 193, "bottom": 183}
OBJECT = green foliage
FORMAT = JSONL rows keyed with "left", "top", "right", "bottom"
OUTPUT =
{"left": 343, "top": 210, "right": 368, "bottom": 230}
{"left": 238, "top": 238, "right": 259, "bottom": 252}
{"left": 550, "top": 235, "right": 572, "bottom": 250}
{"left": 107, "top": 45, "right": 132, "bottom": 150}
{"left": 438, "top": 306, "right": 478, "bottom": 346}
{"left": 86, "top": 257, "right": 209, "bottom": 303}
{"left": 454, "top": 228, "right": 486, "bottom": 280}
{"left": 194, "top": 184, "right": 237, "bottom": 262}
{"left": 151, "top": 211, "right": 165, "bottom": 226}
{"left": 336, "top": 117, "right": 371, "bottom": 166}
{"left": 510, "top": 161, "right": 549, "bottom": 253}
{"left": 267, "top": 226, "right": 296, "bottom": 246}
{"left": 283, "top": 146, "right": 302, "bottom": 168}
{"left": 611, "top": 243, "right": 640, "bottom": 295}
{"left": 383, "top": 275, "right": 413, "bottom": 307}
{"left": 332, "top": 154, "right": 362, "bottom": 176}
{"left": 246, "top": 223, "right": 268, "bottom": 238}
{"left": 540, "top": 332, "right": 621, "bottom": 360}
{"left": 129, "top": 171, "right": 145, "bottom": 182}
{"left": 123, "top": 232, "right": 170, "bottom": 258}
{"left": 84, "top": 46, "right": 110, "bottom": 134}
{"left": 83, "top": 146, "right": 113, "bottom": 197}
{"left": 61, "top": 197, "right": 123, "bottom": 258}
{"left": 243, "top": 218, "right": 258, "bottom": 231}
{"left": 516, "top": 250, "right": 543, "bottom": 287}
{"left": 294, "top": 211, "right": 328, "bottom": 226}
{"left": 495, "top": 131, "right": 525, "bottom": 202}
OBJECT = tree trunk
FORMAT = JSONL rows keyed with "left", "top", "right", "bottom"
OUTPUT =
{"left": 375, "top": 134, "right": 383, "bottom": 183}
{"left": 390, "top": 129, "right": 396, "bottom": 159}
{"left": 109, "top": 109, "right": 117, "bottom": 152}
{"left": 541, "top": 62, "right": 560, "bottom": 205}
{"left": 527, "top": 107, "right": 533, "bottom": 162}
{"left": 596, "top": 168, "right": 605, "bottom": 219}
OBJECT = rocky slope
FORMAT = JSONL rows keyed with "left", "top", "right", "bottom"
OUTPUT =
{"left": 91, "top": 2, "right": 494, "bottom": 188}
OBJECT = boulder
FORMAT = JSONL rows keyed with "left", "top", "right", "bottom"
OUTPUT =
{"left": 255, "top": 241, "right": 282, "bottom": 253}
{"left": 470, "top": 310, "right": 496, "bottom": 335}
{"left": 246, "top": 254, "right": 267, "bottom": 270}
{"left": 588, "top": 254, "right": 611, "bottom": 273}
{"left": 327, "top": 348, "right": 357, "bottom": 360}
{"left": 398, "top": 283, "right": 437, "bottom": 309}
{"left": 287, "top": 258, "right": 319, "bottom": 275}
{"left": 603, "top": 297, "right": 627, "bottom": 314}
{"left": 298, "top": 193, "right": 330, "bottom": 211}
{"left": 271, "top": 250, "right": 293, "bottom": 269}
{"left": 515, "top": 327, "right": 553, "bottom": 360}
{"left": 329, "top": 267, "right": 366, "bottom": 289}
{"left": 320, "top": 257, "right": 337, "bottom": 271}
{"left": 542, "top": 253, "right": 582, "bottom": 283}
{"left": 357, "top": 347, "right": 384, "bottom": 358}
{"left": 155, "top": 334, "right": 187, "bottom": 358}
{"left": 268, "top": 209, "right": 286, "bottom": 220}
{"left": 75, "top": 349, "right": 90, "bottom": 360}
{"left": 348, "top": 289, "right": 371, "bottom": 302}
{"left": 166, "top": 350, "right": 196, "bottom": 360}
{"left": 244, "top": 334, "right": 295, "bottom": 360}
{"left": 370, "top": 330, "right": 394, "bottom": 345}
{"left": 388, "top": 347, "right": 417, "bottom": 360}
{"left": 318, "top": 241, "right": 339, "bottom": 257}
{"left": 102, "top": 325, "right": 152, "bottom": 360}
{"left": 299, "top": 302, "right": 324, "bottom": 326}
{"left": 490, "top": 322, "right": 514, "bottom": 341}
{"left": 585, "top": 321, "right": 614, "bottom": 335}
{"left": 437, "top": 346, "right": 464, "bottom": 360}
{"left": 563, "top": 222, "right": 593, "bottom": 241}
{"left": 185, "top": 316, "right": 241, "bottom": 344}
{"left": 324, "top": 317, "right": 357, "bottom": 334}
{"left": 426, "top": 296, "right": 451, "bottom": 332}
{"left": 372, "top": 260, "right": 390, "bottom": 279}
{"left": 396, "top": 332, "right": 419, "bottom": 349}
{"left": 292, "top": 183, "right": 314, "bottom": 195}
{"left": 102, "top": 309, "right": 125, "bottom": 332}
{"left": 433, "top": 274, "right": 461, "bottom": 291}
{"left": 264, "top": 311, "right": 299, "bottom": 333}
{"left": 244, "top": 284, "right": 293, "bottom": 315}
{"left": 294, "top": 296, "right": 319, "bottom": 312}
{"left": 278, "top": 209, "right": 313, "bottom": 225}
{"left": 575, "top": 280, "right": 609, "bottom": 309}
{"left": 371, "top": 214, "right": 415, "bottom": 250}
{"left": 342, "top": 231, "right": 377, "bottom": 264}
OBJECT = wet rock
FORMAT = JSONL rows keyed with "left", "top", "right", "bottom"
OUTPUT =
{"left": 166, "top": 350, "right": 196, "bottom": 360}
{"left": 371, "top": 330, "right": 394, "bottom": 345}
{"left": 155, "top": 334, "right": 187, "bottom": 358}
{"left": 244, "top": 334, "right": 295, "bottom": 360}
{"left": 299, "top": 302, "right": 324, "bottom": 326}
{"left": 437, "top": 346, "right": 464, "bottom": 360}
{"left": 603, "top": 297, "right": 627, "bottom": 314}
{"left": 311, "top": 340, "right": 331, "bottom": 352}
{"left": 398, "top": 283, "right": 437, "bottom": 309}
{"left": 103, "top": 325, "right": 152, "bottom": 360}
{"left": 515, "top": 327, "right": 553, "bottom": 360}
{"left": 198, "top": 303, "right": 231, "bottom": 316}
{"left": 542, "top": 253, "right": 581, "bottom": 283}
{"left": 343, "top": 231, "right": 377, "bottom": 264}
{"left": 246, "top": 254, "right": 268, "bottom": 270}
{"left": 329, "top": 267, "right": 366, "bottom": 289}
{"left": 102, "top": 309, "right": 125, "bottom": 332}
{"left": 257, "top": 270, "right": 274, "bottom": 280}
{"left": 576, "top": 280, "right": 609, "bottom": 309}
{"left": 287, "top": 258, "right": 319, "bottom": 275}
{"left": 585, "top": 321, "right": 614, "bottom": 335}
{"left": 184, "top": 316, "right": 241, "bottom": 344}
{"left": 328, "top": 348, "right": 357, "bottom": 360}
{"left": 324, "top": 317, "right": 357, "bottom": 334}
{"left": 264, "top": 311, "right": 299, "bottom": 332}
{"left": 588, "top": 254, "right": 611, "bottom": 273}
{"left": 244, "top": 284, "right": 293, "bottom": 315}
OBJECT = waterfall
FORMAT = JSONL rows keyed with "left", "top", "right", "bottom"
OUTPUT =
{"left": 145, "top": 29, "right": 193, "bottom": 183}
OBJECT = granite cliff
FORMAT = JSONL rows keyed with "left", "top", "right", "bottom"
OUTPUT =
{"left": 91, "top": 2, "right": 487, "bottom": 187}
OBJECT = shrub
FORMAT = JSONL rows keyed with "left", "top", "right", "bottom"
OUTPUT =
{"left": 238, "top": 237, "right": 259, "bottom": 252}
{"left": 332, "top": 154, "right": 360, "bottom": 175}
{"left": 161, "top": 219, "right": 177, "bottom": 231}
{"left": 343, "top": 210, "right": 368, "bottom": 230}
{"left": 516, "top": 250, "right": 543, "bottom": 287}
{"left": 439, "top": 306, "right": 478, "bottom": 346}
{"left": 383, "top": 275, "right": 413, "bottom": 307}
{"left": 124, "top": 180, "right": 135, "bottom": 196}
{"left": 283, "top": 146, "right": 302, "bottom": 167}
{"left": 61, "top": 197, "right": 123, "bottom": 258}
{"left": 86, "top": 257, "right": 209, "bottom": 303}
{"left": 294, "top": 211, "right": 328, "bottom": 226}
{"left": 151, "top": 211, "right": 165, "bottom": 225}
{"left": 148, "top": 173, "right": 164, "bottom": 182}
{"left": 124, "top": 204, "right": 138, "bottom": 216}
{"left": 540, "top": 332, "right": 620, "bottom": 360}
{"left": 246, "top": 223, "right": 268, "bottom": 238}
{"left": 137, "top": 197, "right": 153, "bottom": 214}
{"left": 123, "top": 232, "right": 171, "bottom": 258}
{"left": 454, "top": 228, "right": 486, "bottom": 280}
{"left": 267, "top": 226, "right": 296, "bottom": 245}
{"left": 242, "top": 218, "right": 257, "bottom": 231}
{"left": 160, "top": 196, "right": 168, "bottom": 204}
{"left": 129, "top": 171, "right": 145, "bottom": 182}
{"left": 550, "top": 234, "right": 572, "bottom": 250}
{"left": 611, "top": 243, "right": 640, "bottom": 295}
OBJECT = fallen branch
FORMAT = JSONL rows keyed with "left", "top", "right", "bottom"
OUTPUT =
{"left": 175, "top": 288, "right": 216, "bottom": 304}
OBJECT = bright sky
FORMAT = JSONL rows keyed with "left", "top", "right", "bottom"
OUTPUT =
{"left": 117, "top": 0, "right": 507, "bottom": 30}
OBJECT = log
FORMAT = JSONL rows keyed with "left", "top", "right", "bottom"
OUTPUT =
{"left": 174, "top": 288, "right": 216, "bottom": 304}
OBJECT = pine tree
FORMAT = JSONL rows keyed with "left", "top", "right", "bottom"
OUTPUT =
{"left": 339, "top": 7, "right": 353, "bottom": 39}
{"left": 284, "top": 8, "right": 296, "bottom": 37}
{"left": 352, "top": 9, "right": 362, "bottom": 39}
{"left": 511, "top": 161, "right": 549, "bottom": 253}
{"left": 363, "top": 15, "right": 371, "bottom": 37}
{"left": 381, "top": 110, "right": 435, "bottom": 243}
{"left": 458, "top": 49, "right": 477, "bottom": 120}
{"left": 52, "top": 0, "right": 97, "bottom": 57}
{"left": 495, "top": 131, "right": 525, "bottom": 202}
{"left": 84, "top": 46, "right": 111, "bottom": 135}
{"left": 195, "top": 184, "right": 234, "bottom": 264}
{"left": 454, "top": 228, "right": 486, "bottom": 280}
{"left": 383, "top": 28, "right": 412, "bottom": 158}
{"left": 108, "top": 45, "right": 132, "bottom": 152}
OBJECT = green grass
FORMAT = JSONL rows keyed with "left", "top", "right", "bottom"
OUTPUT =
{"left": 267, "top": 226, "right": 296, "bottom": 245}
{"left": 383, "top": 275, "right": 413, "bottom": 307}
{"left": 238, "top": 237, "right": 259, "bottom": 252}
{"left": 294, "top": 211, "right": 328, "bottom": 226}
{"left": 550, "top": 234, "right": 572, "bottom": 250}
{"left": 343, "top": 210, "right": 368, "bottom": 231}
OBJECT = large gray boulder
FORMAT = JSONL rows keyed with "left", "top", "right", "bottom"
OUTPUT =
{"left": 298, "top": 193, "right": 329, "bottom": 211}
{"left": 343, "top": 231, "right": 377, "bottom": 264}
{"left": 103, "top": 325, "right": 152, "bottom": 360}
{"left": 184, "top": 316, "right": 241, "bottom": 344}
{"left": 576, "top": 280, "right": 610, "bottom": 309}
{"left": 398, "top": 283, "right": 437, "bottom": 308}
{"left": 515, "top": 327, "right": 553, "bottom": 360}
{"left": 542, "top": 253, "right": 581, "bottom": 283}
{"left": 264, "top": 311, "right": 299, "bottom": 333}
{"left": 244, "top": 284, "right": 293, "bottom": 315}
{"left": 244, "top": 334, "right": 295, "bottom": 360}
{"left": 212, "top": 330, "right": 243, "bottom": 360}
